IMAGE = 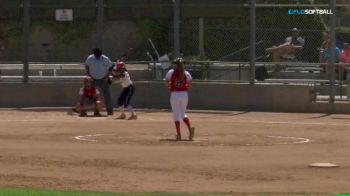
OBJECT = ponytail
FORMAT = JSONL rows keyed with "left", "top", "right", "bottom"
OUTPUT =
{"left": 174, "top": 57, "right": 185, "bottom": 86}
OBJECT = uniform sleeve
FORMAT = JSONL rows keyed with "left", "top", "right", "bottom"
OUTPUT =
{"left": 165, "top": 69, "right": 174, "bottom": 80}
{"left": 185, "top": 71, "right": 192, "bottom": 81}
{"left": 125, "top": 71, "right": 131, "bottom": 81}
{"left": 106, "top": 56, "right": 113, "bottom": 68}
{"left": 297, "top": 37, "right": 305, "bottom": 46}
{"left": 79, "top": 87, "right": 84, "bottom": 96}
{"left": 85, "top": 55, "right": 91, "bottom": 66}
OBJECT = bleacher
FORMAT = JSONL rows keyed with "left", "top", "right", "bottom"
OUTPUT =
{"left": 261, "top": 61, "right": 350, "bottom": 102}
{"left": 0, "top": 62, "right": 153, "bottom": 82}
{"left": 1, "top": 61, "right": 350, "bottom": 101}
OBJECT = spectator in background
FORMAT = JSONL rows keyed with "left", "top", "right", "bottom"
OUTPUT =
{"left": 321, "top": 38, "right": 341, "bottom": 80}
{"left": 341, "top": 43, "right": 350, "bottom": 63}
{"left": 319, "top": 31, "right": 330, "bottom": 65}
{"left": 265, "top": 28, "right": 305, "bottom": 72}
{"left": 339, "top": 43, "right": 350, "bottom": 80}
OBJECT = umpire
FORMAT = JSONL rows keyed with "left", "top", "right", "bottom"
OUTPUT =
{"left": 84, "top": 48, "right": 114, "bottom": 115}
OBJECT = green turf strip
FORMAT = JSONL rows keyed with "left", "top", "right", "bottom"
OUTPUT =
{"left": 0, "top": 189, "right": 341, "bottom": 196}
{"left": 0, "top": 189, "right": 192, "bottom": 196}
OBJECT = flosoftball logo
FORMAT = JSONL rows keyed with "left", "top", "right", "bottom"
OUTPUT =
{"left": 288, "top": 9, "right": 333, "bottom": 15}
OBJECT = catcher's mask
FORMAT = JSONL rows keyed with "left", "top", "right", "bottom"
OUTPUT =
{"left": 83, "top": 76, "right": 93, "bottom": 85}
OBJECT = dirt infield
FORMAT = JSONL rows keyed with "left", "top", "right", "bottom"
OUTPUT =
{"left": 0, "top": 109, "right": 350, "bottom": 193}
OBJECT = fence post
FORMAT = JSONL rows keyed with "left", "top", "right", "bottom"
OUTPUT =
{"left": 173, "top": 0, "right": 180, "bottom": 57}
{"left": 329, "top": 0, "right": 336, "bottom": 103}
{"left": 22, "top": 0, "right": 30, "bottom": 84}
{"left": 199, "top": 17, "right": 205, "bottom": 59}
{"left": 96, "top": 0, "right": 104, "bottom": 48}
{"left": 249, "top": 0, "right": 256, "bottom": 85}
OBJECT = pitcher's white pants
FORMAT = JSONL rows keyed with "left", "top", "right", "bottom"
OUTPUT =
{"left": 170, "top": 91, "right": 188, "bottom": 121}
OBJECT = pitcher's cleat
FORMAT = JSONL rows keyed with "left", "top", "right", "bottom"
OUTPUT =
{"left": 116, "top": 113, "right": 126, "bottom": 119}
{"left": 189, "top": 127, "right": 195, "bottom": 141}
{"left": 127, "top": 114, "right": 138, "bottom": 120}
{"left": 176, "top": 134, "right": 181, "bottom": 141}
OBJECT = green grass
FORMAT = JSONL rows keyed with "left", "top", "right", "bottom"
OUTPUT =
{"left": 0, "top": 189, "right": 344, "bottom": 196}
{"left": 0, "top": 189, "right": 191, "bottom": 196}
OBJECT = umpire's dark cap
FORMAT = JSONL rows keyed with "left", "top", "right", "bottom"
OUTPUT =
{"left": 93, "top": 47, "right": 102, "bottom": 52}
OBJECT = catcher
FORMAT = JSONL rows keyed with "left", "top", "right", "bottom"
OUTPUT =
{"left": 113, "top": 61, "right": 137, "bottom": 120}
{"left": 73, "top": 76, "right": 102, "bottom": 117}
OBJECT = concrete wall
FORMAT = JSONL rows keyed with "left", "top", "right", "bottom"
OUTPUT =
{"left": 2, "top": 81, "right": 350, "bottom": 113}
{"left": 0, "top": 21, "right": 144, "bottom": 62}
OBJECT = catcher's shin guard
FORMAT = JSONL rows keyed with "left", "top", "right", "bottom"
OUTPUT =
{"left": 94, "top": 100, "right": 102, "bottom": 116}
{"left": 94, "top": 100, "right": 102, "bottom": 111}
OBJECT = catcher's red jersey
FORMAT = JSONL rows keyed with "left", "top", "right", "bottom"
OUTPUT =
{"left": 79, "top": 86, "right": 99, "bottom": 98}
{"left": 167, "top": 69, "right": 192, "bottom": 92}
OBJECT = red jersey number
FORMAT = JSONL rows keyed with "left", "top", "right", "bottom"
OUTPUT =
{"left": 170, "top": 71, "right": 189, "bottom": 91}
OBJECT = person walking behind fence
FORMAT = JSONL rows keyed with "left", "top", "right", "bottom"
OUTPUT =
{"left": 339, "top": 43, "right": 350, "bottom": 80}
{"left": 85, "top": 47, "right": 114, "bottom": 115}
{"left": 165, "top": 57, "right": 195, "bottom": 141}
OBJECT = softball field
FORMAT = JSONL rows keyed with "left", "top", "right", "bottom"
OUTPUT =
{"left": 0, "top": 109, "right": 350, "bottom": 194}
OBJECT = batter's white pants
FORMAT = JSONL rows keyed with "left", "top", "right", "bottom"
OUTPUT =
{"left": 170, "top": 91, "right": 188, "bottom": 121}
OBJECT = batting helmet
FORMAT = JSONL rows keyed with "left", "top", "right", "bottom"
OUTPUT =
{"left": 115, "top": 61, "right": 126, "bottom": 72}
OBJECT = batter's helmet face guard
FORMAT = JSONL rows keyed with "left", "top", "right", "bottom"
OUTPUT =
{"left": 116, "top": 61, "right": 125, "bottom": 69}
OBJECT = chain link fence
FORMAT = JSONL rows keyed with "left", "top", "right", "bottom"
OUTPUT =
{"left": 0, "top": 0, "right": 349, "bottom": 88}
{"left": 1, "top": 0, "right": 346, "bottom": 63}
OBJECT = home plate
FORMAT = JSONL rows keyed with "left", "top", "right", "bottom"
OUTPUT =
{"left": 309, "top": 162, "right": 339, "bottom": 168}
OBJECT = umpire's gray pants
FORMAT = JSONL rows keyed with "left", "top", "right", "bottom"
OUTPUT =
{"left": 93, "top": 78, "right": 113, "bottom": 114}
